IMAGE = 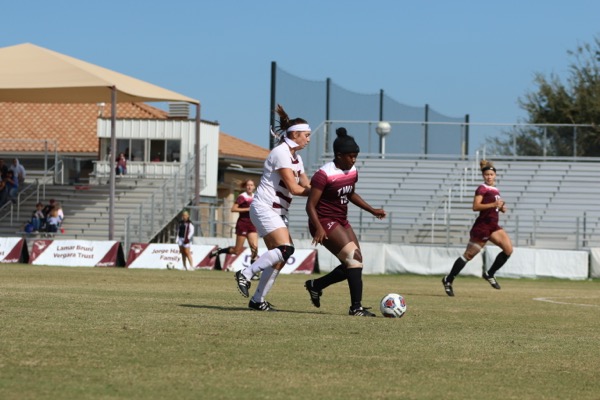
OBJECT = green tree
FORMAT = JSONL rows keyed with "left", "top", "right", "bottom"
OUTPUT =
{"left": 490, "top": 37, "right": 600, "bottom": 156}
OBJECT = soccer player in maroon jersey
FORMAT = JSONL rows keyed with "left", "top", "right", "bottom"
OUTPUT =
{"left": 305, "top": 127, "right": 387, "bottom": 317}
{"left": 442, "top": 160, "right": 513, "bottom": 296}
{"left": 210, "top": 179, "right": 259, "bottom": 270}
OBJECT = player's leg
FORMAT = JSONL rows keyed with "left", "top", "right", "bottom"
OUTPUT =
{"left": 451, "top": 240, "right": 484, "bottom": 279}
{"left": 246, "top": 229, "right": 293, "bottom": 310}
{"left": 304, "top": 223, "right": 351, "bottom": 308}
{"left": 318, "top": 225, "right": 372, "bottom": 315}
{"left": 235, "top": 206, "right": 289, "bottom": 299}
{"left": 247, "top": 232, "right": 259, "bottom": 264}
{"left": 183, "top": 247, "right": 194, "bottom": 271}
{"left": 179, "top": 246, "right": 187, "bottom": 269}
{"left": 242, "top": 227, "right": 292, "bottom": 278}
{"left": 309, "top": 224, "right": 355, "bottom": 289}
{"left": 442, "top": 240, "right": 485, "bottom": 296}
{"left": 232, "top": 234, "right": 246, "bottom": 255}
{"left": 340, "top": 236, "right": 374, "bottom": 317}
{"left": 483, "top": 229, "right": 513, "bottom": 289}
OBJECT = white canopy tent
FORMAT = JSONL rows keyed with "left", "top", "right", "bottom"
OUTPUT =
{"left": 0, "top": 43, "right": 201, "bottom": 240}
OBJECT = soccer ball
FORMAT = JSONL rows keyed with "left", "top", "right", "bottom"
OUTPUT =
{"left": 379, "top": 293, "right": 407, "bottom": 318}
{"left": 166, "top": 262, "right": 175, "bottom": 270}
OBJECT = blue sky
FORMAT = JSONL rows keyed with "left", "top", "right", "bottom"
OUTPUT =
{"left": 2, "top": 0, "right": 599, "bottom": 153}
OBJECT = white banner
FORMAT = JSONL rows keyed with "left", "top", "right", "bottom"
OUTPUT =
{"left": 226, "top": 247, "right": 317, "bottom": 274}
{"left": 29, "top": 240, "right": 123, "bottom": 267}
{"left": 0, "top": 237, "right": 26, "bottom": 263}
{"left": 485, "top": 246, "right": 589, "bottom": 280}
{"left": 590, "top": 248, "right": 600, "bottom": 278}
{"left": 126, "top": 243, "right": 215, "bottom": 270}
{"left": 383, "top": 244, "right": 484, "bottom": 276}
{"left": 193, "top": 237, "right": 592, "bottom": 279}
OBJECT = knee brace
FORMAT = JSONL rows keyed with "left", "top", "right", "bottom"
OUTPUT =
{"left": 337, "top": 242, "right": 363, "bottom": 268}
{"left": 276, "top": 244, "right": 295, "bottom": 262}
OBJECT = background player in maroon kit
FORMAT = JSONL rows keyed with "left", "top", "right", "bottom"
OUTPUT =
{"left": 211, "top": 179, "right": 259, "bottom": 269}
{"left": 305, "top": 127, "right": 387, "bottom": 317}
{"left": 442, "top": 160, "right": 513, "bottom": 296}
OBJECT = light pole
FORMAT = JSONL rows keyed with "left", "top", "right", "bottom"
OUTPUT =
{"left": 376, "top": 121, "right": 391, "bottom": 158}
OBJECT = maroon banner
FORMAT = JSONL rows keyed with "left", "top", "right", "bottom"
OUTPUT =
{"left": 0, "top": 237, "right": 28, "bottom": 263}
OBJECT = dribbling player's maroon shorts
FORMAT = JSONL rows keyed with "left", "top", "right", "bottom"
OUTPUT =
{"left": 309, "top": 217, "right": 351, "bottom": 238}
{"left": 235, "top": 218, "right": 257, "bottom": 236}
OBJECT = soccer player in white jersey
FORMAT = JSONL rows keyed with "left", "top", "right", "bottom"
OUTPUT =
{"left": 305, "top": 127, "right": 387, "bottom": 316}
{"left": 234, "top": 105, "right": 311, "bottom": 311}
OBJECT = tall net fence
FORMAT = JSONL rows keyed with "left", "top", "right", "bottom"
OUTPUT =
{"left": 271, "top": 63, "right": 467, "bottom": 160}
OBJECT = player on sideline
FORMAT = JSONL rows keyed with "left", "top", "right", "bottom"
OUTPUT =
{"left": 234, "top": 104, "right": 311, "bottom": 311}
{"left": 442, "top": 160, "right": 513, "bottom": 296}
{"left": 176, "top": 210, "right": 195, "bottom": 271}
{"left": 210, "top": 179, "right": 259, "bottom": 273}
{"left": 304, "top": 127, "right": 387, "bottom": 317}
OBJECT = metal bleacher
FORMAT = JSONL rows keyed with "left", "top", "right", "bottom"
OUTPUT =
{"left": 0, "top": 158, "right": 196, "bottom": 250}
{"left": 287, "top": 157, "right": 600, "bottom": 250}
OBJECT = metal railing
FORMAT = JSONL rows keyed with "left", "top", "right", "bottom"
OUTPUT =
{"left": 287, "top": 205, "right": 600, "bottom": 250}
{"left": 123, "top": 154, "right": 197, "bottom": 250}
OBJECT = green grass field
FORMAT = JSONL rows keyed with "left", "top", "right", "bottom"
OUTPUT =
{"left": 1, "top": 264, "right": 599, "bottom": 400}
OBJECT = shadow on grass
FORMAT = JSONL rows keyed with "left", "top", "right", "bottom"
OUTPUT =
{"left": 179, "top": 304, "right": 328, "bottom": 315}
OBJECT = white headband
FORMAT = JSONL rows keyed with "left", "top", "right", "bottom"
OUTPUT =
{"left": 287, "top": 123, "right": 311, "bottom": 133}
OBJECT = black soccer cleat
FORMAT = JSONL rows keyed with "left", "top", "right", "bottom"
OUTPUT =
{"left": 304, "top": 279, "right": 322, "bottom": 308}
{"left": 248, "top": 299, "right": 276, "bottom": 311}
{"left": 482, "top": 272, "right": 501, "bottom": 290}
{"left": 442, "top": 276, "right": 455, "bottom": 297}
{"left": 235, "top": 270, "right": 251, "bottom": 297}
{"left": 348, "top": 306, "right": 376, "bottom": 317}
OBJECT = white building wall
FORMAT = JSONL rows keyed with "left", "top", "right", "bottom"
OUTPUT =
{"left": 96, "top": 118, "right": 219, "bottom": 197}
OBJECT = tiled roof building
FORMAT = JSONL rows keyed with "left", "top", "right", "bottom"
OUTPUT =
{"left": 0, "top": 102, "right": 268, "bottom": 160}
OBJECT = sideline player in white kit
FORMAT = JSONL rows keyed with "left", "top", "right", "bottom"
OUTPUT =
{"left": 305, "top": 127, "right": 387, "bottom": 316}
{"left": 234, "top": 105, "right": 311, "bottom": 311}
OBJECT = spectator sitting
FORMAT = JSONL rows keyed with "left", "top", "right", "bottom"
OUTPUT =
{"left": 31, "top": 202, "right": 45, "bottom": 232}
{"left": 42, "top": 199, "right": 55, "bottom": 218}
{"left": 54, "top": 201, "right": 65, "bottom": 233}
{"left": 46, "top": 208, "right": 61, "bottom": 235}
{"left": 10, "top": 158, "right": 26, "bottom": 186}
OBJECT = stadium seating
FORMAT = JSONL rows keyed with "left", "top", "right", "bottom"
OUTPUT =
{"left": 287, "top": 158, "right": 600, "bottom": 250}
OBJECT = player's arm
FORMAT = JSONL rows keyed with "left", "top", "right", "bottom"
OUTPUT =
{"left": 298, "top": 172, "right": 311, "bottom": 195}
{"left": 231, "top": 202, "right": 249, "bottom": 213}
{"left": 472, "top": 194, "right": 504, "bottom": 212}
{"left": 348, "top": 192, "right": 386, "bottom": 219}
{"left": 306, "top": 186, "right": 327, "bottom": 244}
{"left": 279, "top": 168, "right": 310, "bottom": 196}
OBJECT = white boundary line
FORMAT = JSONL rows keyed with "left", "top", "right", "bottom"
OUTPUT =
{"left": 533, "top": 297, "right": 600, "bottom": 308}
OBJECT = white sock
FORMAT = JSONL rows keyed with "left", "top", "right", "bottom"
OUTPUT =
{"left": 260, "top": 269, "right": 280, "bottom": 301}
{"left": 251, "top": 266, "right": 274, "bottom": 303}
{"left": 242, "top": 248, "right": 282, "bottom": 280}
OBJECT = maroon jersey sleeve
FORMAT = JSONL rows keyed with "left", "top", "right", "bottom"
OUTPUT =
{"left": 310, "top": 169, "right": 328, "bottom": 192}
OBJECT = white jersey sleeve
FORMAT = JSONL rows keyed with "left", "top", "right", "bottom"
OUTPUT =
{"left": 253, "top": 142, "right": 304, "bottom": 215}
